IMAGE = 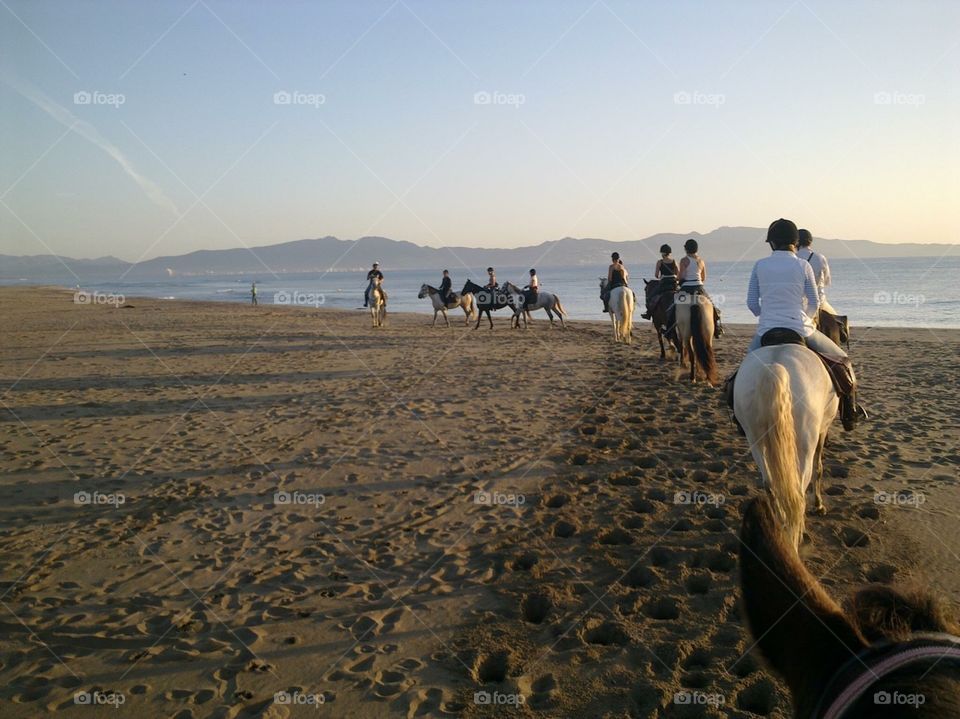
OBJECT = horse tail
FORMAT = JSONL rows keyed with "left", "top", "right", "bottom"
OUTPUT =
{"left": 622, "top": 288, "right": 634, "bottom": 343}
{"left": 554, "top": 298, "right": 567, "bottom": 317}
{"left": 755, "top": 363, "right": 805, "bottom": 550}
{"left": 690, "top": 303, "right": 717, "bottom": 385}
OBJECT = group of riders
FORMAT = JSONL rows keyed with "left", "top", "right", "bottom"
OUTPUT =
{"left": 365, "top": 263, "right": 542, "bottom": 310}
{"left": 362, "top": 217, "right": 867, "bottom": 430}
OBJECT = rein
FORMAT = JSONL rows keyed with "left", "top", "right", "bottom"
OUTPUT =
{"left": 815, "top": 632, "right": 960, "bottom": 718}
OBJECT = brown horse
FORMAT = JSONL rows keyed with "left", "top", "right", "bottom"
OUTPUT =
{"left": 642, "top": 279, "right": 680, "bottom": 360}
{"left": 739, "top": 496, "right": 960, "bottom": 718}
{"left": 817, "top": 310, "right": 850, "bottom": 350}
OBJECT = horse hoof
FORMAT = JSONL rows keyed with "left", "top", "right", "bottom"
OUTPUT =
{"left": 816, "top": 505, "right": 826, "bottom": 515}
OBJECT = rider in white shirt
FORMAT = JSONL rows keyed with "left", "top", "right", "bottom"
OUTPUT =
{"left": 736, "top": 219, "right": 865, "bottom": 430}
{"left": 797, "top": 229, "right": 837, "bottom": 315}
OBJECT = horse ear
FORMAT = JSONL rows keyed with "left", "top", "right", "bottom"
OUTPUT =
{"left": 738, "top": 497, "right": 866, "bottom": 705}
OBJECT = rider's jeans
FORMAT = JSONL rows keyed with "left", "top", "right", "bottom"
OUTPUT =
{"left": 747, "top": 328, "right": 847, "bottom": 358}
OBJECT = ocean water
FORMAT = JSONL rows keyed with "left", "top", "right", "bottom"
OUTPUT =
{"left": 11, "top": 256, "right": 959, "bottom": 328}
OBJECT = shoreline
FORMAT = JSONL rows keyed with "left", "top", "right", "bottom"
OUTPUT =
{"left": 27, "top": 283, "right": 960, "bottom": 331}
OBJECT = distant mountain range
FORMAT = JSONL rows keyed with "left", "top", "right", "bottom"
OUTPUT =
{"left": 2, "top": 227, "right": 955, "bottom": 279}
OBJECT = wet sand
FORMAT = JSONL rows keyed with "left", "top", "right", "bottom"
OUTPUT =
{"left": 0, "top": 286, "right": 957, "bottom": 718}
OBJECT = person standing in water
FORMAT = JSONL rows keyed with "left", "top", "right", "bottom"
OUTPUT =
{"left": 251, "top": 282, "right": 258, "bottom": 305}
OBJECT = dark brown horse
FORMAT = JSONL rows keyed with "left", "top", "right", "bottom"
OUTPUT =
{"left": 817, "top": 310, "right": 850, "bottom": 350}
{"left": 739, "top": 496, "right": 960, "bottom": 717}
{"left": 642, "top": 278, "right": 680, "bottom": 360}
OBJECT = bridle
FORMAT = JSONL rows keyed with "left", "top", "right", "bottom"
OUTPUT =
{"left": 814, "top": 632, "right": 960, "bottom": 718}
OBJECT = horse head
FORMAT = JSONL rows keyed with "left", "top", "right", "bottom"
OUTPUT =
{"left": 418, "top": 284, "right": 430, "bottom": 299}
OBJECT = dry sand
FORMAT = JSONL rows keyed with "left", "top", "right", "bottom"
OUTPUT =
{"left": 0, "top": 286, "right": 957, "bottom": 718}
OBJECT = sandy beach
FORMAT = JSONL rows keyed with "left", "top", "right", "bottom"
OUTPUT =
{"left": 0, "top": 285, "right": 957, "bottom": 718}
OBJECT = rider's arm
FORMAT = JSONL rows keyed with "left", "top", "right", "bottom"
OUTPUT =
{"left": 699, "top": 259, "right": 707, "bottom": 283}
{"left": 820, "top": 254, "right": 831, "bottom": 289}
{"left": 803, "top": 262, "right": 820, "bottom": 315}
{"left": 607, "top": 264, "right": 615, "bottom": 285}
{"left": 678, "top": 256, "right": 689, "bottom": 279}
{"left": 746, "top": 265, "right": 761, "bottom": 317}
{"left": 655, "top": 260, "right": 662, "bottom": 278}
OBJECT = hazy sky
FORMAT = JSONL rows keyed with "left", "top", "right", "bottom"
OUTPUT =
{"left": 1, "top": 0, "right": 958, "bottom": 261}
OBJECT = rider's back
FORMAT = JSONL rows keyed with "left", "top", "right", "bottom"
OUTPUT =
{"left": 750, "top": 253, "right": 817, "bottom": 338}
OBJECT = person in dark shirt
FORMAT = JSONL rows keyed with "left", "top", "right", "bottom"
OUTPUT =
{"left": 364, "top": 262, "right": 383, "bottom": 307}
{"left": 439, "top": 270, "right": 452, "bottom": 304}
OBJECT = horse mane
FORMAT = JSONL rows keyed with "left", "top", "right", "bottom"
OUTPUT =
{"left": 740, "top": 497, "right": 960, "bottom": 717}
{"left": 849, "top": 585, "right": 959, "bottom": 643}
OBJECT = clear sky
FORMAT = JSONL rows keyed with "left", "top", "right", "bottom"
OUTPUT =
{"left": 1, "top": 0, "right": 957, "bottom": 261}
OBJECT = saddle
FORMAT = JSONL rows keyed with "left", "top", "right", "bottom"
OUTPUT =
{"left": 760, "top": 328, "right": 805, "bottom": 346}
{"left": 755, "top": 328, "right": 855, "bottom": 400}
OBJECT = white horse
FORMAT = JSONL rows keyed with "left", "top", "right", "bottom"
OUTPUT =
{"left": 418, "top": 284, "right": 475, "bottom": 327}
{"left": 369, "top": 278, "right": 386, "bottom": 328}
{"left": 599, "top": 278, "right": 634, "bottom": 343}
{"left": 674, "top": 291, "right": 718, "bottom": 385}
{"left": 500, "top": 282, "right": 568, "bottom": 328}
{"left": 733, "top": 343, "right": 838, "bottom": 550}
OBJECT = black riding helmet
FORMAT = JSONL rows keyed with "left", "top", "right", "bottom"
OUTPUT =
{"left": 684, "top": 239, "right": 698, "bottom": 254}
{"left": 660, "top": 244, "right": 672, "bottom": 254}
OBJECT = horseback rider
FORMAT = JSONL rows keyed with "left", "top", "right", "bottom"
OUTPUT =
{"left": 524, "top": 268, "right": 540, "bottom": 308}
{"left": 641, "top": 243, "right": 679, "bottom": 320}
{"left": 676, "top": 239, "right": 723, "bottom": 338}
{"left": 725, "top": 218, "right": 867, "bottom": 430}
{"left": 601, "top": 252, "right": 628, "bottom": 313}
{"left": 439, "top": 269, "right": 453, "bottom": 305}
{"left": 364, "top": 262, "right": 384, "bottom": 307}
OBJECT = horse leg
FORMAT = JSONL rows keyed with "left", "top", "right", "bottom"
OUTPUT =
{"left": 689, "top": 339, "right": 696, "bottom": 382}
{"left": 488, "top": 310, "right": 494, "bottom": 330}
{"left": 432, "top": 309, "right": 438, "bottom": 327}
{"left": 474, "top": 309, "right": 483, "bottom": 330}
{"left": 813, "top": 433, "right": 827, "bottom": 514}
{"left": 657, "top": 329, "right": 665, "bottom": 360}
